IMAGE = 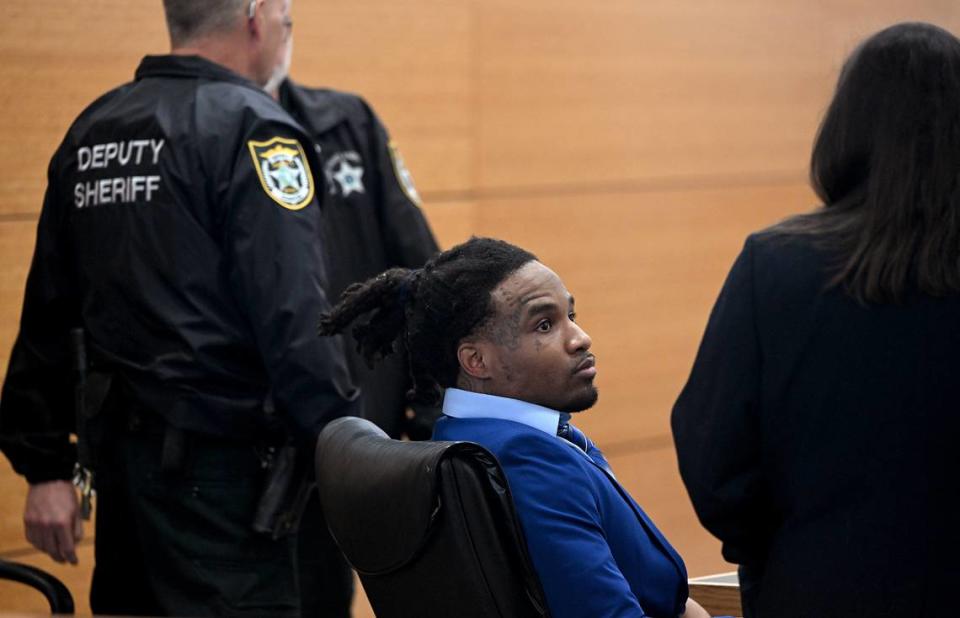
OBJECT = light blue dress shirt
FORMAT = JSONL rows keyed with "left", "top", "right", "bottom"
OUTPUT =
{"left": 442, "top": 388, "right": 561, "bottom": 436}
{"left": 441, "top": 388, "right": 604, "bottom": 467}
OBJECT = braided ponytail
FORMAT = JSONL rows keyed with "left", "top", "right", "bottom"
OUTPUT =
{"left": 320, "top": 237, "right": 537, "bottom": 406}
{"left": 318, "top": 267, "right": 419, "bottom": 366}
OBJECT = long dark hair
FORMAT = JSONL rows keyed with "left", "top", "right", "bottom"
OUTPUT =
{"left": 319, "top": 237, "right": 537, "bottom": 405}
{"left": 774, "top": 22, "right": 960, "bottom": 302}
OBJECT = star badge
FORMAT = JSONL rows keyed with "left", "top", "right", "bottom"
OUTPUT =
{"left": 332, "top": 160, "right": 365, "bottom": 197}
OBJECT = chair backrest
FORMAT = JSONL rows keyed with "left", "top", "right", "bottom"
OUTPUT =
{"left": 0, "top": 559, "right": 75, "bottom": 614}
{"left": 316, "top": 416, "right": 549, "bottom": 618}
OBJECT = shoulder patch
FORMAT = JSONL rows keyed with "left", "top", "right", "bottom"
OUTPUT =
{"left": 247, "top": 137, "right": 315, "bottom": 210}
{"left": 388, "top": 141, "right": 422, "bottom": 207}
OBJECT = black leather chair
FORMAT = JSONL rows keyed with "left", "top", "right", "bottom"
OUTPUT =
{"left": 315, "top": 416, "right": 548, "bottom": 618}
{"left": 0, "top": 558, "right": 74, "bottom": 614}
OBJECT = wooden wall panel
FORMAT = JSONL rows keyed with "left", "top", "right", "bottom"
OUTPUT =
{"left": 0, "top": 226, "right": 31, "bottom": 582}
{"left": 473, "top": 182, "right": 816, "bottom": 445}
{"left": 0, "top": 3, "right": 167, "bottom": 216}
{"left": 475, "top": 0, "right": 830, "bottom": 191}
{"left": 475, "top": 1, "right": 960, "bottom": 192}
{"left": 418, "top": 200, "right": 477, "bottom": 250}
{"left": 0, "top": 456, "right": 28, "bottom": 554}
{"left": 289, "top": 1, "right": 475, "bottom": 195}
{"left": 0, "top": 221, "right": 35, "bottom": 379}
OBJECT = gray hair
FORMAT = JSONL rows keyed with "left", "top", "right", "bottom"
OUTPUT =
{"left": 162, "top": 0, "right": 251, "bottom": 47}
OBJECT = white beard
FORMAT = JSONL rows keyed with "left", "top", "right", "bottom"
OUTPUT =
{"left": 264, "top": 39, "right": 293, "bottom": 95}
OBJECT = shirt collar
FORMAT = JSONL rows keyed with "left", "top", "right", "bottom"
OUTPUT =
{"left": 135, "top": 55, "right": 265, "bottom": 96}
{"left": 441, "top": 388, "right": 561, "bottom": 437}
{"left": 277, "top": 79, "right": 348, "bottom": 134}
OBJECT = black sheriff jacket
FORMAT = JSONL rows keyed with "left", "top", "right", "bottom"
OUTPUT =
{"left": 0, "top": 56, "right": 359, "bottom": 483}
{"left": 278, "top": 79, "right": 439, "bottom": 438}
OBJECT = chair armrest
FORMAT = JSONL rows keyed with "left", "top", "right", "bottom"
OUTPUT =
{"left": 0, "top": 558, "right": 75, "bottom": 614}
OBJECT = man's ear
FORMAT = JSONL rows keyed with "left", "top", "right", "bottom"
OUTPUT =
{"left": 247, "top": 0, "right": 263, "bottom": 38}
{"left": 457, "top": 341, "right": 492, "bottom": 380}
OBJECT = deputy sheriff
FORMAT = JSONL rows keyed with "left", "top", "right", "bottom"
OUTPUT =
{"left": 271, "top": 65, "right": 442, "bottom": 618}
{"left": 275, "top": 80, "right": 440, "bottom": 438}
{"left": 0, "top": 1, "right": 358, "bottom": 616}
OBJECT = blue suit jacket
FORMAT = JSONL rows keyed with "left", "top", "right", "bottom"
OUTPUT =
{"left": 433, "top": 416, "right": 688, "bottom": 618}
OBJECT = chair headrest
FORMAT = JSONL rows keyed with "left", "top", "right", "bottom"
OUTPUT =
{"left": 316, "top": 416, "right": 483, "bottom": 574}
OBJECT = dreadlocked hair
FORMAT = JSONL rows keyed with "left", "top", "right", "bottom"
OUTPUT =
{"left": 318, "top": 267, "right": 414, "bottom": 365}
{"left": 318, "top": 237, "right": 537, "bottom": 405}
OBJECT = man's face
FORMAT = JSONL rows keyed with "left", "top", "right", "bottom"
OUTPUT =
{"left": 255, "top": 0, "right": 293, "bottom": 88}
{"left": 471, "top": 261, "right": 598, "bottom": 413}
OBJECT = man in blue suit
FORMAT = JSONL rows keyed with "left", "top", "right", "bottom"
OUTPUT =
{"left": 319, "top": 237, "right": 711, "bottom": 618}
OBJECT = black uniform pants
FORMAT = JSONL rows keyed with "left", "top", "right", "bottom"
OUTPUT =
{"left": 90, "top": 418, "right": 300, "bottom": 617}
{"left": 297, "top": 493, "right": 354, "bottom": 618}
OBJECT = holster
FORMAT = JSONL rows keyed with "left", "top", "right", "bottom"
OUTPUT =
{"left": 71, "top": 329, "right": 115, "bottom": 471}
{"left": 77, "top": 372, "right": 113, "bottom": 469}
{"left": 252, "top": 443, "right": 313, "bottom": 539}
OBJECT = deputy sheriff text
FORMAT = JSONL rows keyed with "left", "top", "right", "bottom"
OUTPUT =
{"left": 74, "top": 139, "right": 165, "bottom": 209}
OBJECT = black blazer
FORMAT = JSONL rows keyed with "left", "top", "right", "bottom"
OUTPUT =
{"left": 672, "top": 230, "right": 960, "bottom": 617}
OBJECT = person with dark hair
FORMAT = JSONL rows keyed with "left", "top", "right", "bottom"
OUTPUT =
{"left": 321, "top": 237, "right": 713, "bottom": 618}
{"left": 0, "top": 1, "right": 360, "bottom": 615}
{"left": 672, "top": 22, "right": 960, "bottom": 618}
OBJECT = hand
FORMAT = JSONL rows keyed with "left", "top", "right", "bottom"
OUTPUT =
{"left": 680, "top": 597, "right": 712, "bottom": 618}
{"left": 24, "top": 480, "right": 83, "bottom": 565}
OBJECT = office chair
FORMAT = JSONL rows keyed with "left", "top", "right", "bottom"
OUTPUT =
{"left": 0, "top": 558, "right": 75, "bottom": 614}
{"left": 315, "top": 416, "right": 548, "bottom": 618}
